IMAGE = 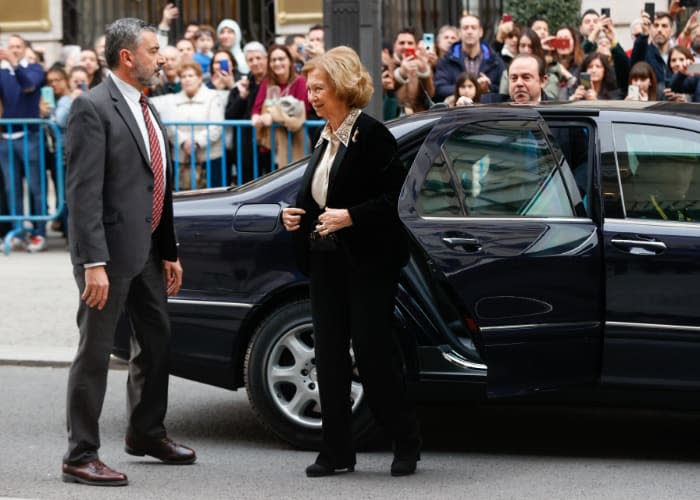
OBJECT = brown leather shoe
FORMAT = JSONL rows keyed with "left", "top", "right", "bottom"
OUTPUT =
{"left": 125, "top": 435, "right": 196, "bottom": 464}
{"left": 62, "top": 460, "right": 128, "bottom": 486}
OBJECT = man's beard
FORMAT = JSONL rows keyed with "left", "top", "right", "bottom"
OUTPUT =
{"left": 134, "top": 64, "right": 162, "bottom": 87}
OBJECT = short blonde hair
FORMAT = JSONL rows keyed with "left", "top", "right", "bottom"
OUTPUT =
{"left": 302, "top": 46, "right": 373, "bottom": 108}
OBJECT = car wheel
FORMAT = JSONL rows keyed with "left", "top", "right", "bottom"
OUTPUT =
{"left": 244, "top": 299, "right": 378, "bottom": 450}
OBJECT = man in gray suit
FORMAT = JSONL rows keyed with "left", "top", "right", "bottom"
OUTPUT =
{"left": 62, "top": 18, "right": 195, "bottom": 487}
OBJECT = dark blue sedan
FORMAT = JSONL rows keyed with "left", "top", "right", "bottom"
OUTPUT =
{"left": 115, "top": 101, "right": 700, "bottom": 448}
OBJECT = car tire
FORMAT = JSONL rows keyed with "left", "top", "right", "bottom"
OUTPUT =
{"left": 244, "top": 299, "right": 379, "bottom": 450}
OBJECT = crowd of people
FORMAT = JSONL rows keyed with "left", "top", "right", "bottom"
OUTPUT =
{"left": 4, "top": 1, "right": 700, "bottom": 251}
{"left": 380, "top": 1, "right": 700, "bottom": 115}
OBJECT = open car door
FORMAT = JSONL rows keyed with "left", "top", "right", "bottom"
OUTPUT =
{"left": 399, "top": 107, "right": 603, "bottom": 397}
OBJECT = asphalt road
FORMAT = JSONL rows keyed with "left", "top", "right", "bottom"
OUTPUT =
{"left": 3, "top": 365, "right": 700, "bottom": 500}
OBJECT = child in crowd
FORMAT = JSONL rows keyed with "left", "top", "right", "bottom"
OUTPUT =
{"left": 193, "top": 25, "right": 216, "bottom": 81}
{"left": 445, "top": 72, "right": 481, "bottom": 106}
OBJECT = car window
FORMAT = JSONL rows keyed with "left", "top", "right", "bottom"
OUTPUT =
{"left": 418, "top": 120, "right": 574, "bottom": 217}
{"left": 613, "top": 123, "right": 700, "bottom": 222}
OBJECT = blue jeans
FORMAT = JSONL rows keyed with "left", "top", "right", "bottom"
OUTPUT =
{"left": 0, "top": 131, "right": 46, "bottom": 237}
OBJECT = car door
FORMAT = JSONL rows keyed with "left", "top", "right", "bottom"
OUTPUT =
{"left": 399, "top": 107, "right": 603, "bottom": 397}
{"left": 601, "top": 119, "right": 700, "bottom": 388}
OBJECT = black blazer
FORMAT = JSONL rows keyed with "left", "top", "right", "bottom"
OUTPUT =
{"left": 293, "top": 112, "right": 409, "bottom": 275}
{"left": 66, "top": 76, "right": 177, "bottom": 277}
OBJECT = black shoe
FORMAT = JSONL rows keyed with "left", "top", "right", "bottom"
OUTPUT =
{"left": 391, "top": 455, "right": 418, "bottom": 476}
{"left": 391, "top": 436, "right": 421, "bottom": 476}
{"left": 305, "top": 462, "right": 355, "bottom": 478}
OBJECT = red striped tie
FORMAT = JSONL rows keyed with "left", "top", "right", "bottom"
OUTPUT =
{"left": 140, "top": 94, "right": 165, "bottom": 231}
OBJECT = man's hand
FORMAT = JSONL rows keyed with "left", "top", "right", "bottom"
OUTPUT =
{"left": 0, "top": 47, "right": 17, "bottom": 67}
{"left": 163, "top": 259, "right": 183, "bottom": 296}
{"left": 82, "top": 266, "right": 109, "bottom": 310}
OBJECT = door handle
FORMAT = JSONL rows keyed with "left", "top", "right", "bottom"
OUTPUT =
{"left": 442, "top": 237, "right": 481, "bottom": 251}
{"left": 610, "top": 238, "right": 667, "bottom": 255}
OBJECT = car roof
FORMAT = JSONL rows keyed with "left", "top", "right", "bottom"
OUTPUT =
{"left": 389, "top": 100, "right": 700, "bottom": 123}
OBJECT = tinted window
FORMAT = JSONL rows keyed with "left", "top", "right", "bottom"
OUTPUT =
{"left": 418, "top": 120, "right": 574, "bottom": 217}
{"left": 613, "top": 123, "right": 700, "bottom": 222}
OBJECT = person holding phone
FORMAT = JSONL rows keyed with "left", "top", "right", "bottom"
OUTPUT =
{"left": 631, "top": 10, "right": 675, "bottom": 99}
{"left": 570, "top": 52, "right": 621, "bottom": 100}
{"left": 625, "top": 61, "right": 658, "bottom": 101}
{"left": 390, "top": 27, "right": 435, "bottom": 114}
{"left": 581, "top": 14, "right": 631, "bottom": 97}
{"left": 207, "top": 49, "right": 237, "bottom": 91}
{"left": 493, "top": 15, "right": 519, "bottom": 66}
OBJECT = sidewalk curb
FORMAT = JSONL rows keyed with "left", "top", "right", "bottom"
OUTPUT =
{"left": 0, "top": 346, "right": 127, "bottom": 369}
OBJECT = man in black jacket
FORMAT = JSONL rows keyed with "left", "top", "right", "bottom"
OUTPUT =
{"left": 225, "top": 41, "right": 268, "bottom": 183}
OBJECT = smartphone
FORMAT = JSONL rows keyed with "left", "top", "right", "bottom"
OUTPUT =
{"left": 502, "top": 13, "right": 513, "bottom": 23}
{"left": 549, "top": 38, "right": 571, "bottom": 50}
{"left": 79, "top": 82, "right": 88, "bottom": 92}
{"left": 628, "top": 84, "right": 640, "bottom": 100}
{"left": 404, "top": 47, "right": 416, "bottom": 58}
{"left": 422, "top": 33, "right": 434, "bottom": 52}
{"left": 580, "top": 72, "right": 591, "bottom": 90}
{"left": 680, "top": 0, "right": 698, "bottom": 7}
{"left": 219, "top": 59, "right": 229, "bottom": 73}
{"left": 601, "top": 8, "right": 611, "bottom": 18}
{"left": 644, "top": 2, "right": 655, "bottom": 22}
{"left": 688, "top": 62, "right": 700, "bottom": 74}
{"left": 40, "top": 86, "right": 55, "bottom": 108}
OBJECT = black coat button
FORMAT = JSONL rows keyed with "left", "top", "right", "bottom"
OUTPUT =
{"left": 147, "top": 185, "right": 154, "bottom": 192}
{"left": 145, "top": 216, "right": 152, "bottom": 223}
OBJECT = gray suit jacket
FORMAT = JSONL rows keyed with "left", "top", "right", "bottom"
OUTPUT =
{"left": 66, "top": 76, "right": 177, "bottom": 277}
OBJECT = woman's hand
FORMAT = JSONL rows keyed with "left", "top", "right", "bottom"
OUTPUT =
{"left": 211, "top": 69, "right": 234, "bottom": 90}
{"left": 570, "top": 85, "right": 586, "bottom": 101}
{"left": 39, "top": 98, "right": 52, "bottom": 117}
{"left": 268, "top": 104, "right": 286, "bottom": 124}
{"left": 317, "top": 208, "right": 352, "bottom": 236}
{"left": 281, "top": 207, "right": 306, "bottom": 231}
{"left": 251, "top": 113, "right": 272, "bottom": 127}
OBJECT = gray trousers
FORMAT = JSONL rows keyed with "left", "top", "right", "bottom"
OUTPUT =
{"left": 64, "top": 246, "right": 171, "bottom": 465}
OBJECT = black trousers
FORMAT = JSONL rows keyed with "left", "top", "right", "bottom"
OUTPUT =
{"left": 64, "top": 244, "right": 171, "bottom": 465}
{"left": 309, "top": 249, "right": 418, "bottom": 467}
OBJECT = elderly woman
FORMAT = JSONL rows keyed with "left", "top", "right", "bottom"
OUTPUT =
{"left": 251, "top": 44, "right": 311, "bottom": 168}
{"left": 281, "top": 46, "right": 421, "bottom": 478}
{"left": 152, "top": 61, "right": 225, "bottom": 189}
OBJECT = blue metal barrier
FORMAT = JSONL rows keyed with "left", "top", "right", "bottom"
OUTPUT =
{"left": 161, "top": 119, "right": 325, "bottom": 190}
{"left": 0, "top": 118, "right": 324, "bottom": 254}
{"left": 0, "top": 119, "right": 64, "bottom": 255}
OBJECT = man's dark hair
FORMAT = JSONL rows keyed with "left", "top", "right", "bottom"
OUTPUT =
{"left": 512, "top": 53, "right": 545, "bottom": 79}
{"left": 308, "top": 24, "right": 323, "bottom": 34}
{"left": 395, "top": 26, "right": 417, "bottom": 42}
{"left": 284, "top": 33, "right": 304, "bottom": 46}
{"left": 104, "top": 18, "right": 156, "bottom": 70}
{"left": 529, "top": 15, "right": 548, "bottom": 28}
{"left": 579, "top": 9, "right": 599, "bottom": 25}
{"left": 654, "top": 12, "right": 673, "bottom": 24}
